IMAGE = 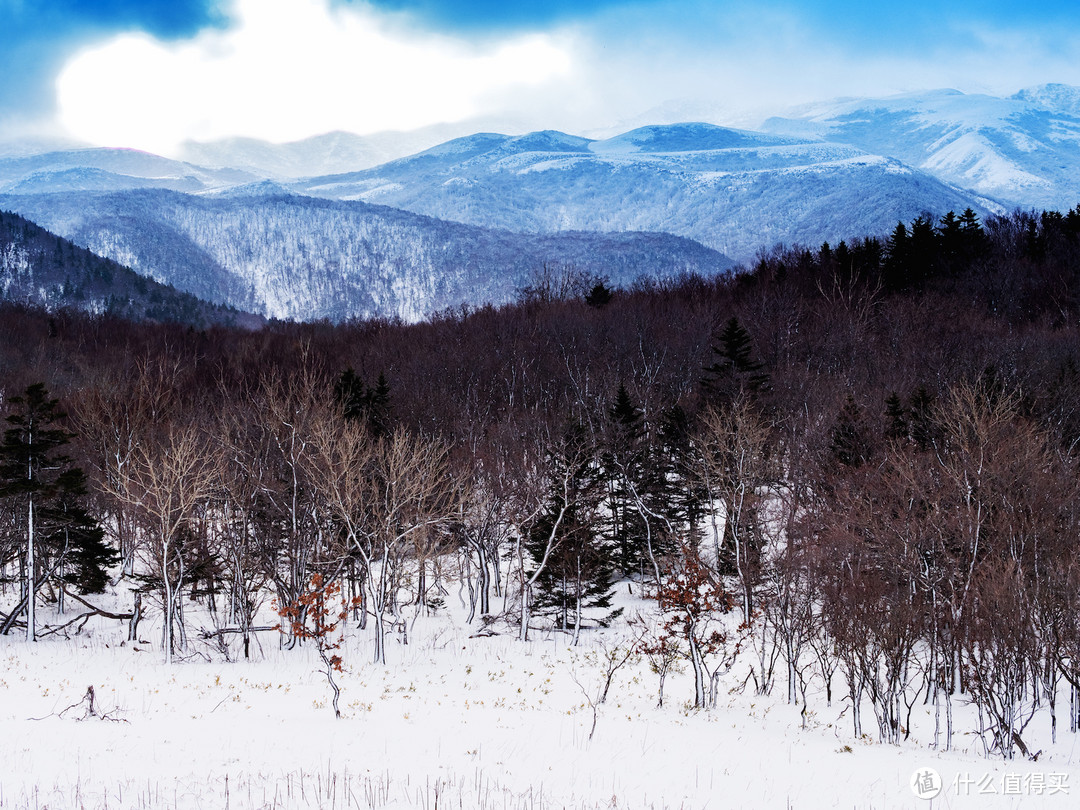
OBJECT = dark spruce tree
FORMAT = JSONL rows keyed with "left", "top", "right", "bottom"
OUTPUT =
{"left": 884, "top": 392, "right": 907, "bottom": 443}
{"left": 908, "top": 215, "right": 939, "bottom": 286}
{"left": 655, "top": 403, "right": 707, "bottom": 540}
{"left": 0, "top": 383, "right": 115, "bottom": 640}
{"left": 829, "top": 394, "right": 872, "bottom": 469}
{"left": 334, "top": 368, "right": 392, "bottom": 437}
{"left": 44, "top": 468, "right": 114, "bottom": 597}
{"left": 584, "top": 280, "right": 614, "bottom": 308}
{"left": 883, "top": 221, "right": 912, "bottom": 292}
{"left": 599, "top": 384, "right": 656, "bottom": 576}
{"left": 334, "top": 368, "right": 368, "bottom": 421}
{"left": 907, "top": 386, "right": 939, "bottom": 451}
{"left": 526, "top": 424, "right": 618, "bottom": 641}
{"left": 701, "top": 317, "right": 769, "bottom": 406}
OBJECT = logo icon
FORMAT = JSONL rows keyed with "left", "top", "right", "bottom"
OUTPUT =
{"left": 911, "top": 768, "right": 942, "bottom": 799}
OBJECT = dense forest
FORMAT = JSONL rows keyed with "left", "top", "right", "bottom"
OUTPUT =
{"left": 0, "top": 210, "right": 258, "bottom": 327}
{"left": 2, "top": 205, "right": 1080, "bottom": 759}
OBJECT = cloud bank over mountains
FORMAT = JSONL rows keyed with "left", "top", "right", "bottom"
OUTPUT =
{"left": 4, "top": 0, "right": 1080, "bottom": 152}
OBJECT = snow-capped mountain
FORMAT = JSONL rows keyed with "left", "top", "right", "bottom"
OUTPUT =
{"left": 0, "top": 189, "right": 733, "bottom": 322}
{"left": 176, "top": 115, "right": 535, "bottom": 179}
{"left": 0, "top": 148, "right": 258, "bottom": 194}
{"left": 4, "top": 85, "right": 1079, "bottom": 323}
{"left": 0, "top": 134, "right": 90, "bottom": 159}
{"left": 291, "top": 123, "right": 995, "bottom": 262}
{"left": 761, "top": 84, "right": 1080, "bottom": 211}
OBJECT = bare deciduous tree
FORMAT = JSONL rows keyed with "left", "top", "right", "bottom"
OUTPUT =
{"left": 105, "top": 422, "right": 216, "bottom": 664}
{"left": 304, "top": 410, "right": 461, "bottom": 664}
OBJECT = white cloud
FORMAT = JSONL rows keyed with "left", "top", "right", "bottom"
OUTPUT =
{"left": 52, "top": 0, "right": 1080, "bottom": 155}
{"left": 55, "top": 0, "right": 574, "bottom": 154}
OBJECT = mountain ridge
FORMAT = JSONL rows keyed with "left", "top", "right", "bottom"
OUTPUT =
{"left": 0, "top": 188, "right": 734, "bottom": 322}
{"left": 0, "top": 208, "right": 261, "bottom": 327}
{"left": 290, "top": 121, "right": 998, "bottom": 262}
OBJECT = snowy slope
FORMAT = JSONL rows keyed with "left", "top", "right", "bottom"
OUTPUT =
{"left": 292, "top": 123, "right": 995, "bottom": 262}
{"left": 0, "top": 209, "right": 257, "bottom": 326}
{"left": 5, "top": 167, "right": 208, "bottom": 195}
{"left": 2, "top": 582, "right": 1079, "bottom": 810}
{"left": 0, "top": 189, "right": 733, "bottom": 322}
{"left": 762, "top": 85, "right": 1080, "bottom": 210}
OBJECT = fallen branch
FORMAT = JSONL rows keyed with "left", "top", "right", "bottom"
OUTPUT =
{"left": 198, "top": 626, "right": 279, "bottom": 639}
{"left": 38, "top": 588, "right": 134, "bottom": 638}
{"left": 61, "top": 587, "right": 134, "bottom": 619}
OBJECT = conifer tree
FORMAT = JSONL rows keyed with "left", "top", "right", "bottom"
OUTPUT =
{"left": 333, "top": 368, "right": 392, "bottom": 437}
{"left": 909, "top": 215, "right": 939, "bottom": 284}
{"left": 884, "top": 393, "right": 907, "bottom": 442}
{"left": 526, "top": 424, "right": 618, "bottom": 641}
{"left": 367, "top": 372, "right": 391, "bottom": 438}
{"left": 600, "top": 385, "right": 650, "bottom": 575}
{"left": 701, "top": 317, "right": 769, "bottom": 405}
{"left": 585, "top": 280, "right": 613, "bottom": 308}
{"left": 907, "top": 386, "right": 938, "bottom": 451}
{"left": 0, "top": 383, "right": 114, "bottom": 640}
{"left": 656, "top": 404, "right": 706, "bottom": 538}
{"left": 883, "top": 221, "right": 911, "bottom": 291}
{"left": 829, "top": 394, "right": 872, "bottom": 468}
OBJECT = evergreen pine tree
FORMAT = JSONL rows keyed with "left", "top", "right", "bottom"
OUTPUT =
{"left": 600, "top": 385, "right": 656, "bottom": 576}
{"left": 884, "top": 393, "right": 907, "bottom": 442}
{"left": 883, "top": 221, "right": 911, "bottom": 291}
{"left": 701, "top": 317, "right": 769, "bottom": 405}
{"left": 45, "top": 468, "right": 115, "bottom": 595}
{"left": 333, "top": 368, "right": 392, "bottom": 437}
{"left": 333, "top": 368, "right": 368, "bottom": 421}
{"left": 0, "top": 384, "right": 115, "bottom": 640}
{"left": 585, "top": 281, "right": 613, "bottom": 308}
{"left": 907, "top": 386, "right": 938, "bottom": 451}
{"left": 833, "top": 240, "right": 853, "bottom": 283}
{"left": 655, "top": 403, "right": 705, "bottom": 546}
{"left": 829, "top": 394, "right": 872, "bottom": 468}
{"left": 909, "top": 215, "right": 939, "bottom": 285}
{"left": 526, "top": 424, "right": 618, "bottom": 635}
{"left": 367, "top": 372, "right": 392, "bottom": 438}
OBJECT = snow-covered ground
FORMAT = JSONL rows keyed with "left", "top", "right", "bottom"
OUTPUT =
{"left": 2, "top": 585, "right": 1078, "bottom": 810}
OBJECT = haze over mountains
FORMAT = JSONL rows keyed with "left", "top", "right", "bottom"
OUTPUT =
{"left": 1, "top": 84, "right": 1078, "bottom": 322}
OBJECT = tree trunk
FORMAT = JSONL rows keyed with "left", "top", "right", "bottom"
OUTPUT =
{"left": 688, "top": 618, "right": 706, "bottom": 709}
{"left": 519, "top": 584, "right": 531, "bottom": 642}
{"left": 128, "top": 592, "right": 142, "bottom": 641}
{"left": 478, "top": 545, "right": 491, "bottom": 615}
{"left": 26, "top": 494, "right": 36, "bottom": 642}
{"left": 571, "top": 557, "right": 583, "bottom": 647}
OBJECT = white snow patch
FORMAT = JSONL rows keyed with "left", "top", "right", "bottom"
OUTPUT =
{"left": 3, "top": 582, "right": 1079, "bottom": 810}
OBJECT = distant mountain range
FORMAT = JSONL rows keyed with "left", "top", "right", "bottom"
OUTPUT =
{"left": 1, "top": 84, "right": 1078, "bottom": 322}
{"left": 0, "top": 189, "right": 732, "bottom": 322}
{"left": 0, "top": 148, "right": 258, "bottom": 195}
{"left": 761, "top": 84, "right": 1080, "bottom": 212}
{"left": 289, "top": 124, "right": 994, "bottom": 262}
{"left": 175, "top": 114, "right": 534, "bottom": 178}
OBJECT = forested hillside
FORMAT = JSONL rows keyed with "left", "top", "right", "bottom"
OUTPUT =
{"left": 0, "top": 209, "right": 261, "bottom": 327}
{"left": 2, "top": 204, "right": 1080, "bottom": 760}
{"left": 0, "top": 189, "right": 734, "bottom": 321}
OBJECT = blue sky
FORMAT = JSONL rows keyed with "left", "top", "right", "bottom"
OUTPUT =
{"left": 4, "top": 0, "right": 1080, "bottom": 151}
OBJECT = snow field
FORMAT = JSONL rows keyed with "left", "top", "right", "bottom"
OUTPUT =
{"left": 1, "top": 587, "right": 1079, "bottom": 810}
